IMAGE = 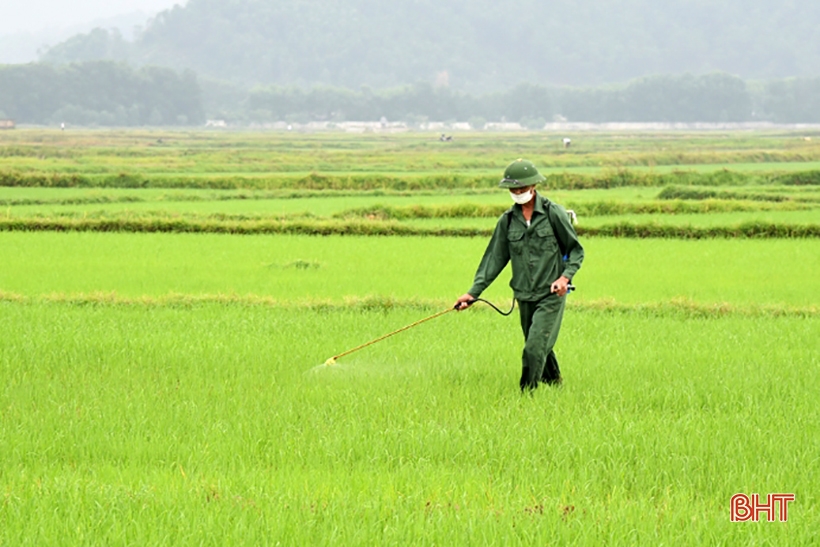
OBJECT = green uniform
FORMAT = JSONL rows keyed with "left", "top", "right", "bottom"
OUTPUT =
{"left": 468, "top": 193, "right": 584, "bottom": 389}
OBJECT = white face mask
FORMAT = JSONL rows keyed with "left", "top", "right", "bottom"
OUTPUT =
{"left": 510, "top": 189, "right": 533, "bottom": 205}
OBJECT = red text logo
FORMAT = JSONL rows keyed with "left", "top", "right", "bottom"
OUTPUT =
{"left": 731, "top": 493, "right": 795, "bottom": 522}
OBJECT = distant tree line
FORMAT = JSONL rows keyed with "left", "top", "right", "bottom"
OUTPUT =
{"left": 244, "top": 73, "right": 820, "bottom": 125}
{"left": 2, "top": 63, "right": 820, "bottom": 126}
{"left": 0, "top": 61, "right": 203, "bottom": 126}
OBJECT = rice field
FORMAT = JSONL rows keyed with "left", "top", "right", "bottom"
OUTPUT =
{"left": 1, "top": 129, "right": 818, "bottom": 545}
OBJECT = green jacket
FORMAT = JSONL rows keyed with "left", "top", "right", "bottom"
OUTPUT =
{"left": 468, "top": 194, "right": 584, "bottom": 301}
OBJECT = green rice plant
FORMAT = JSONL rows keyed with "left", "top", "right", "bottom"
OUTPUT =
{"left": 542, "top": 169, "right": 820, "bottom": 191}
{"left": 1, "top": 232, "right": 818, "bottom": 307}
{"left": 657, "top": 185, "right": 820, "bottom": 203}
{"left": 3, "top": 129, "right": 820, "bottom": 176}
{"left": 0, "top": 188, "right": 504, "bottom": 208}
{"left": 398, "top": 207, "right": 820, "bottom": 232}
{"left": 0, "top": 301, "right": 817, "bottom": 545}
{"left": 0, "top": 128, "right": 818, "bottom": 544}
{"left": 2, "top": 290, "right": 816, "bottom": 318}
{"left": 0, "top": 195, "right": 147, "bottom": 207}
{"left": 333, "top": 203, "right": 508, "bottom": 220}
{"left": 4, "top": 166, "right": 820, "bottom": 192}
{"left": 334, "top": 200, "right": 809, "bottom": 221}
{"left": 572, "top": 208, "right": 820, "bottom": 228}
{"left": 582, "top": 221, "right": 820, "bottom": 238}
{"left": 1, "top": 213, "right": 818, "bottom": 239}
{"left": 770, "top": 169, "right": 820, "bottom": 185}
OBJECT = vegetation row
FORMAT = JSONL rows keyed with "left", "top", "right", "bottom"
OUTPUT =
{"left": 2, "top": 168, "right": 820, "bottom": 191}
{"left": 334, "top": 200, "right": 809, "bottom": 220}
{"left": 3, "top": 139, "right": 820, "bottom": 171}
{"left": 2, "top": 194, "right": 812, "bottom": 215}
{"left": 2, "top": 217, "right": 817, "bottom": 239}
{"left": 1, "top": 290, "right": 815, "bottom": 318}
{"left": 0, "top": 189, "right": 472, "bottom": 207}
{"left": 658, "top": 185, "right": 820, "bottom": 203}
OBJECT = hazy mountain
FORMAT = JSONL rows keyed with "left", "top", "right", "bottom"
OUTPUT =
{"left": 38, "top": 0, "right": 820, "bottom": 91}
{"left": 0, "top": 11, "right": 154, "bottom": 64}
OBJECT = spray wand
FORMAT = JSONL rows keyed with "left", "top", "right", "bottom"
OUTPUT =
{"left": 322, "top": 285, "right": 575, "bottom": 366}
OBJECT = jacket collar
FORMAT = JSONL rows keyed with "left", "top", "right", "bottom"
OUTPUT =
{"left": 513, "top": 192, "right": 549, "bottom": 220}
{"left": 532, "top": 192, "right": 549, "bottom": 216}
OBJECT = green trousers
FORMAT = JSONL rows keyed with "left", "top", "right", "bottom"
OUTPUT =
{"left": 518, "top": 295, "right": 566, "bottom": 390}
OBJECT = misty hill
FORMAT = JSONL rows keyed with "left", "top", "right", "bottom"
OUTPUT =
{"left": 0, "top": 10, "right": 154, "bottom": 65}
{"left": 41, "top": 0, "right": 820, "bottom": 91}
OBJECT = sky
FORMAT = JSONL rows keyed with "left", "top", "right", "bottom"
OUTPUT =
{"left": 0, "top": 0, "right": 185, "bottom": 34}
{"left": 0, "top": 0, "right": 187, "bottom": 63}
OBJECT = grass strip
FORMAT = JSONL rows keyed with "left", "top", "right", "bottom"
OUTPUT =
{"left": 334, "top": 200, "right": 810, "bottom": 220}
{"left": 5, "top": 193, "right": 812, "bottom": 213}
{"left": 1, "top": 216, "right": 818, "bottom": 238}
{"left": 658, "top": 185, "right": 820, "bottom": 203}
{"left": 0, "top": 216, "right": 488, "bottom": 237}
{"left": 1, "top": 290, "right": 816, "bottom": 318}
{"left": 0, "top": 195, "right": 147, "bottom": 207}
{"left": 3, "top": 168, "right": 820, "bottom": 191}
{"left": 579, "top": 221, "right": 820, "bottom": 238}
{"left": 0, "top": 188, "right": 501, "bottom": 207}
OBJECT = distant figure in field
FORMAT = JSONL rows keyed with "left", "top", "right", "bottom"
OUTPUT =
{"left": 61, "top": 122, "right": 65, "bottom": 131}
{"left": 440, "top": 133, "right": 453, "bottom": 142}
{"left": 563, "top": 137, "right": 571, "bottom": 148}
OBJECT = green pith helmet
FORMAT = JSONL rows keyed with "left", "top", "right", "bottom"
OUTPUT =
{"left": 498, "top": 159, "right": 546, "bottom": 188}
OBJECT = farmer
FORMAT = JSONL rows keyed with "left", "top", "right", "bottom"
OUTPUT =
{"left": 454, "top": 159, "right": 584, "bottom": 390}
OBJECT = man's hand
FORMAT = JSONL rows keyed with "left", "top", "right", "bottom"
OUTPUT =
{"left": 454, "top": 293, "right": 476, "bottom": 311}
{"left": 550, "top": 276, "right": 570, "bottom": 297}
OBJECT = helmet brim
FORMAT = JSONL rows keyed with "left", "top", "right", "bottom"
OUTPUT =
{"left": 498, "top": 173, "right": 546, "bottom": 188}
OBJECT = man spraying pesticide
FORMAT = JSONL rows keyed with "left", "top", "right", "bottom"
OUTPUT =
{"left": 321, "top": 159, "right": 583, "bottom": 382}
{"left": 454, "top": 159, "right": 584, "bottom": 391}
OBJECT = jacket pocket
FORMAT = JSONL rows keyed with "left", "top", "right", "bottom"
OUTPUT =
{"left": 507, "top": 228, "right": 525, "bottom": 255}
{"left": 532, "top": 225, "right": 558, "bottom": 255}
